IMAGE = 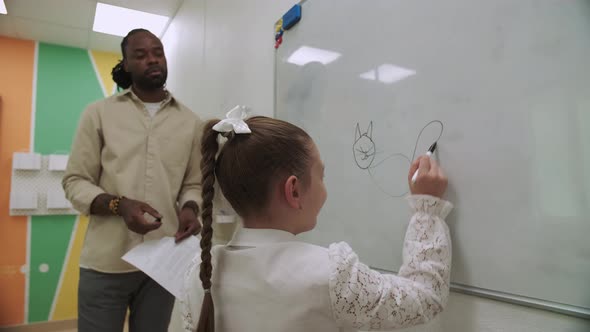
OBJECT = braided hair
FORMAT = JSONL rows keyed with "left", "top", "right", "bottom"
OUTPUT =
{"left": 195, "top": 120, "right": 219, "bottom": 332}
{"left": 111, "top": 28, "right": 150, "bottom": 90}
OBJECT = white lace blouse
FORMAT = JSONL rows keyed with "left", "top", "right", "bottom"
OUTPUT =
{"left": 180, "top": 195, "right": 453, "bottom": 332}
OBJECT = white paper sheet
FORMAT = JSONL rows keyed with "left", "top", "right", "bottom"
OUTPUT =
{"left": 122, "top": 236, "right": 201, "bottom": 299}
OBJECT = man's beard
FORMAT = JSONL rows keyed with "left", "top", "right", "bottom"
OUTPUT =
{"left": 133, "top": 70, "right": 168, "bottom": 90}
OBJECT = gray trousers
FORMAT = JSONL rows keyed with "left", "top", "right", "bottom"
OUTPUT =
{"left": 78, "top": 268, "right": 175, "bottom": 332}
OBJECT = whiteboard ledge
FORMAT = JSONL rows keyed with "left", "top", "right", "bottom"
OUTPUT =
{"left": 372, "top": 268, "right": 589, "bottom": 319}
{"left": 450, "top": 282, "right": 590, "bottom": 320}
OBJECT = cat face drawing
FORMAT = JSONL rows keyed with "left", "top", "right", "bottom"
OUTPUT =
{"left": 353, "top": 122, "right": 376, "bottom": 170}
{"left": 352, "top": 119, "right": 443, "bottom": 198}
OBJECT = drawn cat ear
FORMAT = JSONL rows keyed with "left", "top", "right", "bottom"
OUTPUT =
{"left": 367, "top": 121, "right": 373, "bottom": 139}
{"left": 355, "top": 123, "right": 362, "bottom": 141}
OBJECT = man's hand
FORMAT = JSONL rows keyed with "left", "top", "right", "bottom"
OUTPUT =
{"left": 118, "top": 198, "right": 162, "bottom": 235}
{"left": 176, "top": 201, "right": 201, "bottom": 243}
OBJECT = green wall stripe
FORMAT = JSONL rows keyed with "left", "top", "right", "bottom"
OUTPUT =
{"left": 34, "top": 44, "right": 104, "bottom": 154}
{"left": 28, "top": 43, "right": 103, "bottom": 323}
{"left": 28, "top": 216, "right": 76, "bottom": 322}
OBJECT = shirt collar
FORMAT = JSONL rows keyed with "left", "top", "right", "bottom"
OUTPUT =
{"left": 227, "top": 228, "right": 297, "bottom": 247}
{"left": 117, "top": 88, "right": 177, "bottom": 107}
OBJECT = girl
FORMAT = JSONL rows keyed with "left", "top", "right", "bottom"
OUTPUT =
{"left": 181, "top": 108, "right": 452, "bottom": 332}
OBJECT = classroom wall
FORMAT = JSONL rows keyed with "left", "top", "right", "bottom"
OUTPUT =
{"left": 0, "top": 36, "right": 119, "bottom": 326}
{"left": 162, "top": 0, "right": 295, "bottom": 120}
{"left": 161, "top": 1, "right": 590, "bottom": 331}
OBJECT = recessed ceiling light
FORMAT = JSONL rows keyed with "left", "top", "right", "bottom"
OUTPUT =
{"left": 0, "top": 0, "right": 8, "bottom": 15}
{"left": 92, "top": 2, "right": 169, "bottom": 37}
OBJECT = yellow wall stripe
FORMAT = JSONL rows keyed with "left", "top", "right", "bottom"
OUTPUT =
{"left": 51, "top": 216, "right": 89, "bottom": 321}
{"left": 90, "top": 50, "right": 121, "bottom": 96}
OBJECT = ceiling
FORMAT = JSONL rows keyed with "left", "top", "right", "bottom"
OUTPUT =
{"left": 0, "top": 0, "right": 183, "bottom": 53}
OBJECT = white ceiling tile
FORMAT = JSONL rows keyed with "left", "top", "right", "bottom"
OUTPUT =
{"left": 5, "top": 0, "right": 95, "bottom": 29}
{"left": 2, "top": 0, "right": 180, "bottom": 51}
{"left": 99, "top": 0, "right": 183, "bottom": 17}
{"left": 0, "top": 15, "right": 18, "bottom": 38}
{"left": 88, "top": 31, "right": 122, "bottom": 53}
{"left": 12, "top": 17, "right": 89, "bottom": 49}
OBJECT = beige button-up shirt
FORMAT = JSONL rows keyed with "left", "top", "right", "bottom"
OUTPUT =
{"left": 63, "top": 89, "right": 203, "bottom": 272}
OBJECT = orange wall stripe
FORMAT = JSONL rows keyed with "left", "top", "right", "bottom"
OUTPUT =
{"left": 0, "top": 36, "right": 36, "bottom": 326}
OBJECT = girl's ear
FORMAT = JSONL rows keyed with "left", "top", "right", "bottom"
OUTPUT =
{"left": 283, "top": 175, "right": 302, "bottom": 209}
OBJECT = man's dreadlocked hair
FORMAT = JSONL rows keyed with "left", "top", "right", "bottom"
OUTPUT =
{"left": 111, "top": 28, "right": 150, "bottom": 90}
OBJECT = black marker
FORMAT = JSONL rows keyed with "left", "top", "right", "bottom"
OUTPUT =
{"left": 411, "top": 142, "right": 437, "bottom": 183}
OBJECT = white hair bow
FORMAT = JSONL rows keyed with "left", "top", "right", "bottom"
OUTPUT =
{"left": 212, "top": 105, "right": 252, "bottom": 134}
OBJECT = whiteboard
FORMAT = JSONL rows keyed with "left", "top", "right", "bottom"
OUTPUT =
{"left": 274, "top": 0, "right": 590, "bottom": 316}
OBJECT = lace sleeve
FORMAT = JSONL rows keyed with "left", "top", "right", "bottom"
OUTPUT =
{"left": 328, "top": 195, "right": 452, "bottom": 330}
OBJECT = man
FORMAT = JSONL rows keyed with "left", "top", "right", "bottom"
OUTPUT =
{"left": 63, "top": 29, "right": 202, "bottom": 332}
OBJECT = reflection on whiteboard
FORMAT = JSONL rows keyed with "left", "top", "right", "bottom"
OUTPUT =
{"left": 353, "top": 120, "right": 444, "bottom": 198}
